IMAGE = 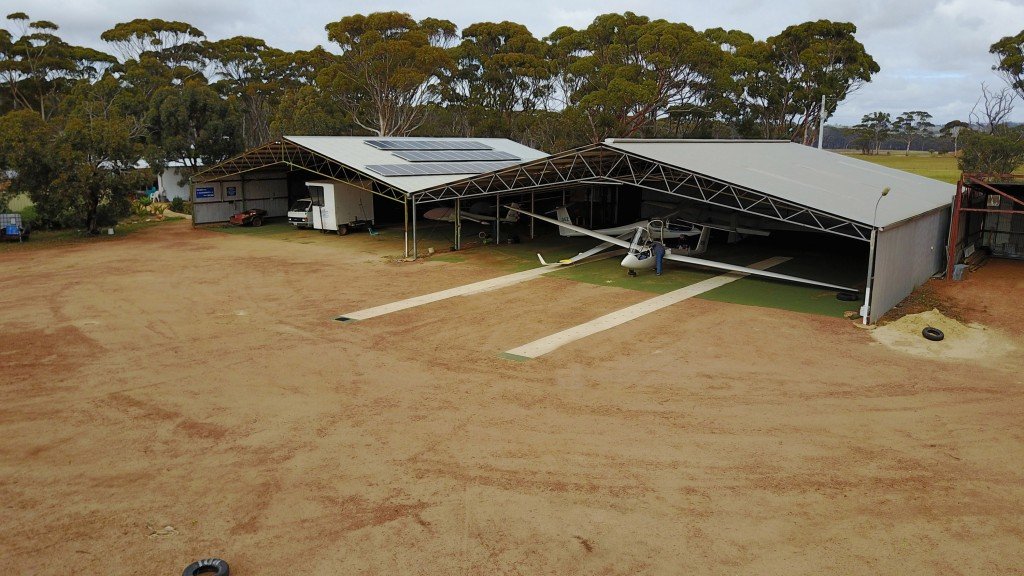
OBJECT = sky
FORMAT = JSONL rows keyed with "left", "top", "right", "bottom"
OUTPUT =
{"left": 11, "top": 0, "right": 1024, "bottom": 126}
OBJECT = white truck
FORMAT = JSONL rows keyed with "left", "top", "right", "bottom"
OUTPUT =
{"left": 303, "top": 180, "right": 375, "bottom": 235}
{"left": 287, "top": 198, "right": 313, "bottom": 228}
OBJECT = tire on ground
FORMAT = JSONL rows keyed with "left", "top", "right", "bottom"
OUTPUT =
{"left": 182, "top": 558, "right": 229, "bottom": 576}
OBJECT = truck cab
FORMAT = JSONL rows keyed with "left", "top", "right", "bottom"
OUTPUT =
{"left": 287, "top": 198, "right": 313, "bottom": 228}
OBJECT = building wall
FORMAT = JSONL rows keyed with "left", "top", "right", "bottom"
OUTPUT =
{"left": 158, "top": 168, "right": 192, "bottom": 201}
{"left": 870, "top": 207, "right": 950, "bottom": 322}
{"left": 192, "top": 174, "right": 289, "bottom": 224}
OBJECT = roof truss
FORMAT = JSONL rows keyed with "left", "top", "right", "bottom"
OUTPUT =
{"left": 416, "top": 144, "right": 873, "bottom": 241}
{"left": 190, "top": 139, "right": 408, "bottom": 203}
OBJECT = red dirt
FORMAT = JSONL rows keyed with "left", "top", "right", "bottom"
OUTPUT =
{"left": 1, "top": 220, "right": 1022, "bottom": 574}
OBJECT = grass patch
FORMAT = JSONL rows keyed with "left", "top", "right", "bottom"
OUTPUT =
{"left": 0, "top": 216, "right": 184, "bottom": 252}
{"left": 838, "top": 152, "right": 961, "bottom": 184}
{"left": 545, "top": 233, "right": 866, "bottom": 318}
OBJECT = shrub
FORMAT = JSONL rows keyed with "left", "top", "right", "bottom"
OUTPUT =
{"left": 168, "top": 198, "right": 192, "bottom": 215}
{"left": 17, "top": 205, "right": 40, "bottom": 229}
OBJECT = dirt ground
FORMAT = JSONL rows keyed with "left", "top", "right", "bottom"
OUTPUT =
{"left": 1, "top": 220, "right": 1022, "bottom": 575}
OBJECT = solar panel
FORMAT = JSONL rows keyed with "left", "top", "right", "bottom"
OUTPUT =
{"left": 364, "top": 139, "right": 494, "bottom": 151}
{"left": 365, "top": 161, "right": 520, "bottom": 177}
{"left": 392, "top": 150, "right": 521, "bottom": 162}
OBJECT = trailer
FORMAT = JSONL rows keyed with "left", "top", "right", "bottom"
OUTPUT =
{"left": 0, "top": 213, "right": 29, "bottom": 242}
{"left": 307, "top": 180, "right": 375, "bottom": 235}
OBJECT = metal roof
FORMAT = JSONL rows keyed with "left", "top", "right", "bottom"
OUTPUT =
{"left": 604, "top": 139, "right": 954, "bottom": 228}
{"left": 284, "top": 136, "right": 547, "bottom": 193}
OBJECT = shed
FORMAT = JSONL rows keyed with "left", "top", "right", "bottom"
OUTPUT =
{"left": 416, "top": 139, "right": 955, "bottom": 322}
{"left": 190, "top": 135, "right": 547, "bottom": 254}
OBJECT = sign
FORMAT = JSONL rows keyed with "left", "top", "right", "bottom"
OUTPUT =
{"left": 226, "top": 186, "right": 237, "bottom": 197}
{"left": 195, "top": 186, "right": 215, "bottom": 199}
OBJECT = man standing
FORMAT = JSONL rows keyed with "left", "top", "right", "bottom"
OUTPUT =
{"left": 652, "top": 240, "right": 666, "bottom": 276}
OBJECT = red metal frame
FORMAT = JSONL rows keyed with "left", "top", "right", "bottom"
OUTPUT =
{"left": 946, "top": 172, "right": 1024, "bottom": 278}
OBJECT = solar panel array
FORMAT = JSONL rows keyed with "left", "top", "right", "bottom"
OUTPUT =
{"left": 392, "top": 149, "right": 521, "bottom": 163}
{"left": 365, "top": 161, "right": 520, "bottom": 177}
{"left": 364, "top": 139, "right": 492, "bottom": 151}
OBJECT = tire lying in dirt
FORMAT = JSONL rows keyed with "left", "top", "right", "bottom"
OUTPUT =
{"left": 182, "top": 558, "right": 229, "bottom": 576}
{"left": 922, "top": 327, "right": 945, "bottom": 342}
{"left": 836, "top": 292, "right": 859, "bottom": 302}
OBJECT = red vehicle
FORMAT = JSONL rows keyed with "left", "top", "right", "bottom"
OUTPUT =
{"left": 228, "top": 208, "right": 267, "bottom": 227}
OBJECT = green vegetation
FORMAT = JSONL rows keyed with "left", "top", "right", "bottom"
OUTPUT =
{"left": 0, "top": 10, "right": 884, "bottom": 232}
{"left": 840, "top": 152, "right": 961, "bottom": 183}
{"left": 0, "top": 215, "right": 183, "bottom": 252}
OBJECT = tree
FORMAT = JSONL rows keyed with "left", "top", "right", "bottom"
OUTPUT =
{"left": 145, "top": 80, "right": 242, "bottom": 178}
{"left": 547, "top": 12, "right": 723, "bottom": 142}
{"left": 0, "top": 77, "right": 149, "bottom": 231}
{"left": 892, "top": 110, "right": 933, "bottom": 155}
{"left": 940, "top": 120, "right": 969, "bottom": 155}
{"left": 100, "top": 18, "right": 206, "bottom": 73}
{"left": 0, "top": 13, "right": 115, "bottom": 119}
{"left": 969, "top": 82, "right": 1015, "bottom": 134}
{"left": 959, "top": 126, "right": 1024, "bottom": 174}
{"left": 444, "top": 21, "right": 553, "bottom": 138}
{"left": 991, "top": 30, "right": 1024, "bottom": 100}
{"left": 734, "top": 20, "right": 879, "bottom": 143}
{"left": 850, "top": 111, "right": 891, "bottom": 154}
{"left": 322, "top": 12, "right": 456, "bottom": 136}
{"left": 206, "top": 36, "right": 288, "bottom": 146}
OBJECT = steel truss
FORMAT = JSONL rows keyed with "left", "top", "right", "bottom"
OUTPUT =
{"left": 415, "top": 144, "right": 873, "bottom": 241}
{"left": 191, "top": 139, "right": 408, "bottom": 203}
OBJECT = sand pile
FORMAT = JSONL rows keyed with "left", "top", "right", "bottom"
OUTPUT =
{"left": 870, "top": 308, "right": 1015, "bottom": 361}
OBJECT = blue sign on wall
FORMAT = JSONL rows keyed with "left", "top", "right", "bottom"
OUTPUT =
{"left": 226, "top": 186, "right": 237, "bottom": 197}
{"left": 195, "top": 186, "right": 215, "bottom": 199}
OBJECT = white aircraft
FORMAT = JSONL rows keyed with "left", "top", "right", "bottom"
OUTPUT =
{"left": 424, "top": 202, "right": 521, "bottom": 225}
{"left": 553, "top": 206, "right": 698, "bottom": 240}
{"left": 509, "top": 205, "right": 858, "bottom": 293}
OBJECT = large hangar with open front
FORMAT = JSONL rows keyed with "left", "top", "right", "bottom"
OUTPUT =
{"left": 194, "top": 137, "right": 954, "bottom": 323}
{"left": 412, "top": 139, "right": 955, "bottom": 323}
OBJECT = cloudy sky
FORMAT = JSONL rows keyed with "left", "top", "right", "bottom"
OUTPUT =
{"left": 14, "top": 0, "right": 1024, "bottom": 125}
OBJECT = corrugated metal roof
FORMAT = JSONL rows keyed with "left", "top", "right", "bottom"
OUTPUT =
{"left": 285, "top": 136, "right": 548, "bottom": 194}
{"left": 604, "top": 139, "right": 954, "bottom": 228}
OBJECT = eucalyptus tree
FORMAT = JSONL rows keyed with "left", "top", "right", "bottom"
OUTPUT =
{"left": 206, "top": 36, "right": 289, "bottom": 146}
{"left": 101, "top": 18, "right": 207, "bottom": 75}
{"left": 144, "top": 79, "right": 242, "bottom": 177}
{"left": 892, "top": 110, "right": 933, "bottom": 155}
{"left": 444, "top": 21, "right": 554, "bottom": 137}
{"left": 322, "top": 12, "right": 457, "bottom": 136}
{"left": 0, "top": 76, "right": 149, "bottom": 231}
{"left": 547, "top": 13, "right": 724, "bottom": 143}
{"left": 270, "top": 46, "right": 355, "bottom": 136}
{"left": 850, "top": 111, "right": 891, "bottom": 155}
{"left": 735, "top": 20, "right": 878, "bottom": 143}
{"left": 0, "top": 12, "right": 115, "bottom": 119}
{"left": 940, "top": 119, "right": 970, "bottom": 155}
{"left": 991, "top": 30, "right": 1024, "bottom": 100}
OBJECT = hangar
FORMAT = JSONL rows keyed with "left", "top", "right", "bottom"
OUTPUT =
{"left": 413, "top": 139, "right": 955, "bottom": 323}
{"left": 189, "top": 135, "right": 548, "bottom": 255}
{"left": 194, "top": 137, "right": 953, "bottom": 323}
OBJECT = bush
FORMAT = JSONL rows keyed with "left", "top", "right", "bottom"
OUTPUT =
{"left": 95, "top": 203, "right": 123, "bottom": 227}
{"left": 959, "top": 127, "right": 1024, "bottom": 173}
{"left": 17, "top": 205, "right": 40, "bottom": 229}
{"left": 169, "top": 197, "right": 192, "bottom": 215}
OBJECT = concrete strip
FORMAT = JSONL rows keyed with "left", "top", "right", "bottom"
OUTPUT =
{"left": 337, "top": 250, "right": 624, "bottom": 321}
{"left": 503, "top": 256, "right": 791, "bottom": 359}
